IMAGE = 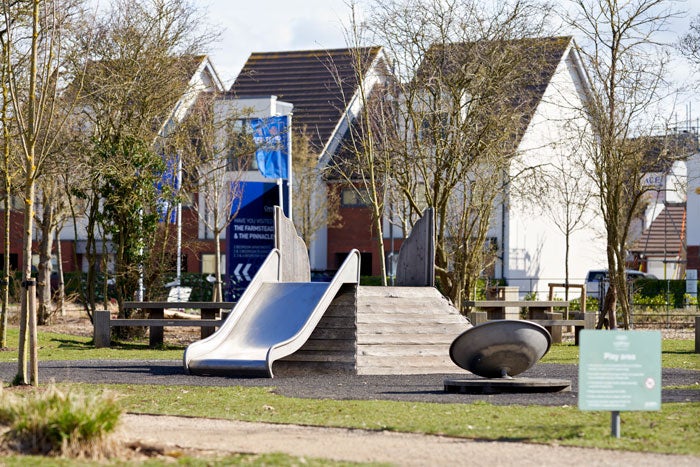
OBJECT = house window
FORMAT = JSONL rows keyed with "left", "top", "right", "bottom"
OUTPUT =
{"left": 227, "top": 119, "right": 255, "bottom": 172}
{"left": 335, "top": 252, "right": 372, "bottom": 276}
{"left": 0, "top": 253, "right": 18, "bottom": 271}
{"left": 202, "top": 254, "right": 225, "bottom": 274}
{"left": 341, "top": 188, "right": 369, "bottom": 207}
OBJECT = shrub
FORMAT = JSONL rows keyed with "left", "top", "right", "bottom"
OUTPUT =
{"left": 632, "top": 279, "right": 686, "bottom": 307}
{"left": 0, "top": 385, "right": 122, "bottom": 458}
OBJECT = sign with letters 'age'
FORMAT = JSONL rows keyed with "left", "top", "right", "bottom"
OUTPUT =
{"left": 578, "top": 330, "right": 661, "bottom": 411}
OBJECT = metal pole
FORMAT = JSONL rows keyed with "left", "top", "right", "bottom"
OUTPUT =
{"left": 611, "top": 411, "right": 621, "bottom": 438}
{"left": 277, "top": 177, "right": 284, "bottom": 216}
{"left": 175, "top": 154, "right": 183, "bottom": 297}
{"left": 287, "top": 113, "right": 293, "bottom": 223}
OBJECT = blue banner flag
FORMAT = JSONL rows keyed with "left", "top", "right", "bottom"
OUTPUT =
{"left": 155, "top": 154, "right": 180, "bottom": 223}
{"left": 251, "top": 116, "right": 288, "bottom": 179}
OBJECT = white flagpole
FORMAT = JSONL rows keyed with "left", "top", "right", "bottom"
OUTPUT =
{"left": 287, "top": 113, "right": 293, "bottom": 223}
{"left": 277, "top": 118, "right": 283, "bottom": 214}
{"left": 175, "top": 153, "right": 183, "bottom": 295}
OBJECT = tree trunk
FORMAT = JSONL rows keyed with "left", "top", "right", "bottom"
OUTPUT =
{"left": 0, "top": 194, "right": 9, "bottom": 349}
{"left": 213, "top": 230, "right": 222, "bottom": 301}
{"left": 372, "top": 204, "right": 387, "bottom": 286}
{"left": 37, "top": 190, "right": 55, "bottom": 325}
{"left": 55, "top": 226, "right": 65, "bottom": 316}
{"left": 18, "top": 161, "right": 37, "bottom": 384}
{"left": 1, "top": 47, "right": 10, "bottom": 349}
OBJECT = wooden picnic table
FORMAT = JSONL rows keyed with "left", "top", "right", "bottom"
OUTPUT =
{"left": 465, "top": 300, "right": 596, "bottom": 345}
{"left": 121, "top": 301, "right": 236, "bottom": 347}
{"left": 464, "top": 300, "right": 569, "bottom": 320}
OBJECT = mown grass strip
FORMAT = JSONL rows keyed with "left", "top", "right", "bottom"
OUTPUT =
{"left": 0, "top": 329, "right": 183, "bottom": 362}
{"left": 0, "top": 452, "right": 374, "bottom": 466}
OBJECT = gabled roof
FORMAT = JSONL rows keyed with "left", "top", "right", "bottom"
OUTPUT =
{"left": 228, "top": 47, "right": 383, "bottom": 155}
{"left": 635, "top": 132, "right": 699, "bottom": 173}
{"left": 415, "top": 36, "right": 574, "bottom": 149}
{"left": 630, "top": 203, "right": 686, "bottom": 256}
{"left": 79, "top": 54, "right": 220, "bottom": 98}
{"left": 76, "top": 54, "right": 223, "bottom": 138}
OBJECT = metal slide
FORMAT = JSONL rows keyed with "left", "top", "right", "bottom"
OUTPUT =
{"left": 184, "top": 249, "right": 360, "bottom": 377}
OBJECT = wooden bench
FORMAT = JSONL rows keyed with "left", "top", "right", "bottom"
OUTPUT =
{"left": 466, "top": 300, "right": 594, "bottom": 345}
{"left": 94, "top": 301, "right": 235, "bottom": 348}
{"left": 465, "top": 300, "right": 569, "bottom": 320}
{"left": 468, "top": 310, "right": 595, "bottom": 345}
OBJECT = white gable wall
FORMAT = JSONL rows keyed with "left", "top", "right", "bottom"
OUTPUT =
{"left": 501, "top": 47, "right": 606, "bottom": 298}
{"left": 687, "top": 153, "right": 700, "bottom": 270}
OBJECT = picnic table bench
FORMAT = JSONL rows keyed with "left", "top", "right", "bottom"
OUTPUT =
{"left": 465, "top": 300, "right": 595, "bottom": 344}
{"left": 465, "top": 300, "right": 568, "bottom": 316}
{"left": 94, "top": 301, "right": 235, "bottom": 348}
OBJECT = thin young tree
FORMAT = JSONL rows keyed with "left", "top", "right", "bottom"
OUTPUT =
{"left": 0, "top": 21, "right": 19, "bottom": 348}
{"left": 1, "top": 0, "right": 88, "bottom": 385}
{"left": 170, "top": 92, "right": 254, "bottom": 301}
{"left": 519, "top": 143, "right": 596, "bottom": 303}
{"left": 293, "top": 127, "right": 343, "bottom": 250}
{"left": 329, "top": 4, "right": 394, "bottom": 284}
{"left": 566, "top": 0, "right": 680, "bottom": 329}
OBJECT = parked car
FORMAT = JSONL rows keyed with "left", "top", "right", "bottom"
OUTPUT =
{"left": 585, "top": 269, "right": 657, "bottom": 298}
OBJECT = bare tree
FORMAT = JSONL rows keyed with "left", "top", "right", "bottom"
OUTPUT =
{"left": 293, "top": 127, "right": 342, "bottom": 249}
{"left": 566, "top": 0, "right": 680, "bottom": 329}
{"left": 0, "top": 24, "right": 19, "bottom": 348}
{"left": 328, "top": 4, "right": 394, "bottom": 284}
{"left": 520, "top": 143, "right": 596, "bottom": 301}
{"left": 680, "top": 14, "right": 700, "bottom": 67}
{"left": 169, "top": 93, "right": 254, "bottom": 301}
{"left": 361, "top": 0, "right": 556, "bottom": 308}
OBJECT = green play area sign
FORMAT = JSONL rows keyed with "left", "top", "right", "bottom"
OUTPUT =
{"left": 578, "top": 330, "right": 661, "bottom": 411}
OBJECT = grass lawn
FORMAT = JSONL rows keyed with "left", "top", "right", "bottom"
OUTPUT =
{"left": 1, "top": 327, "right": 699, "bottom": 461}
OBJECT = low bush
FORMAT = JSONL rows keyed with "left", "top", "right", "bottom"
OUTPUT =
{"left": 0, "top": 385, "right": 122, "bottom": 458}
{"left": 632, "top": 279, "right": 687, "bottom": 307}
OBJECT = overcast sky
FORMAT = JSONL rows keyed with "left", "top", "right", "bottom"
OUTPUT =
{"left": 203, "top": 0, "right": 699, "bottom": 120}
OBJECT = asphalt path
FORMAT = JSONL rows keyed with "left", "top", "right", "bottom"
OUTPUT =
{"left": 1, "top": 360, "right": 698, "bottom": 405}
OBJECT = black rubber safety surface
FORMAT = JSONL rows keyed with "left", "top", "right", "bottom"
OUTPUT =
{"left": 1, "top": 360, "right": 698, "bottom": 406}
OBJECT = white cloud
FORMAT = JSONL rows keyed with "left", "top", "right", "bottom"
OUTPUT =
{"left": 204, "top": 0, "right": 353, "bottom": 87}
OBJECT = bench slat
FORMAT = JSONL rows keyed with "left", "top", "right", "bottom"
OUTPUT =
{"left": 465, "top": 300, "right": 568, "bottom": 308}
{"left": 123, "top": 301, "right": 235, "bottom": 309}
{"left": 528, "top": 319, "right": 584, "bottom": 326}
{"left": 108, "top": 319, "right": 225, "bottom": 327}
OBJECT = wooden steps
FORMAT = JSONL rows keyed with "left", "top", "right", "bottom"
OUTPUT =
{"left": 274, "top": 285, "right": 470, "bottom": 376}
{"left": 355, "top": 286, "right": 468, "bottom": 375}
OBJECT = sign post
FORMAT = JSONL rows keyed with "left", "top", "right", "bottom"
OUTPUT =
{"left": 578, "top": 330, "right": 661, "bottom": 438}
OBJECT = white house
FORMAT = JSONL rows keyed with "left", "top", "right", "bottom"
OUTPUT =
{"left": 686, "top": 149, "right": 700, "bottom": 297}
{"left": 483, "top": 37, "right": 608, "bottom": 297}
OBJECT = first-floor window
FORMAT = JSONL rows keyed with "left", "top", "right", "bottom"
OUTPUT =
{"left": 201, "top": 254, "right": 226, "bottom": 274}
{"left": 340, "top": 188, "right": 369, "bottom": 207}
